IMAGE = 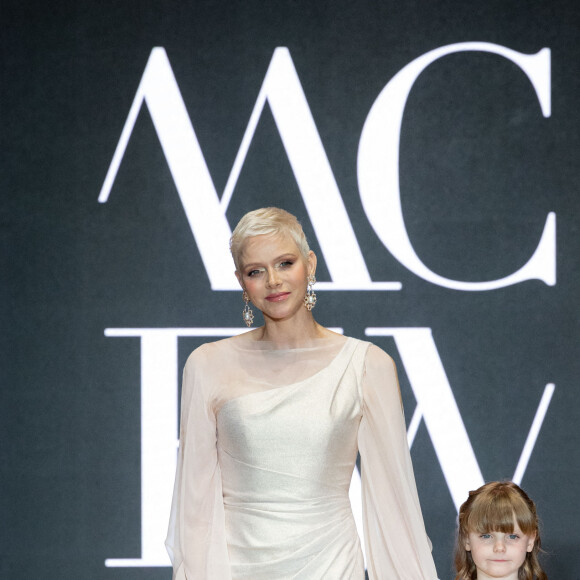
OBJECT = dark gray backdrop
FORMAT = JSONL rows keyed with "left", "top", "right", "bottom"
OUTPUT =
{"left": 2, "top": 0, "right": 579, "bottom": 578}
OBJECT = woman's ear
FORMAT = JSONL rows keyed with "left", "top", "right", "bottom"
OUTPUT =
{"left": 307, "top": 250, "right": 317, "bottom": 277}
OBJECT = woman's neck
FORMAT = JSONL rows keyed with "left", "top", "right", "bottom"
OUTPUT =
{"left": 255, "top": 313, "right": 330, "bottom": 349}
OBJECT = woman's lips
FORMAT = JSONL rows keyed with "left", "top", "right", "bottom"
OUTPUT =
{"left": 266, "top": 292, "right": 290, "bottom": 302}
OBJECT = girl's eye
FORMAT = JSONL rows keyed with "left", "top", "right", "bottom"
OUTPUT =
{"left": 480, "top": 534, "right": 491, "bottom": 539}
{"left": 508, "top": 534, "right": 519, "bottom": 540}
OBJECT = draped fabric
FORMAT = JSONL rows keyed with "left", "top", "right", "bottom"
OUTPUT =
{"left": 166, "top": 334, "right": 437, "bottom": 579}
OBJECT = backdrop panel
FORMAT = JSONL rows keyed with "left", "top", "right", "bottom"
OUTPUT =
{"left": 2, "top": 0, "right": 579, "bottom": 577}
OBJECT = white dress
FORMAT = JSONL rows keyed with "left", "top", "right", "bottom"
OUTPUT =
{"left": 166, "top": 334, "right": 438, "bottom": 579}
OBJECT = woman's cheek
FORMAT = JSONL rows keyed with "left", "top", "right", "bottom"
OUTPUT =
{"left": 244, "top": 277, "right": 261, "bottom": 297}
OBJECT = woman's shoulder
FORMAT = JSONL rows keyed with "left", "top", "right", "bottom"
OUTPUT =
{"left": 340, "top": 335, "right": 391, "bottom": 355}
{"left": 185, "top": 334, "right": 247, "bottom": 366}
{"left": 347, "top": 339, "right": 395, "bottom": 370}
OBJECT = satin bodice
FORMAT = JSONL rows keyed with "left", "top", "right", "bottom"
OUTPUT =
{"left": 217, "top": 339, "right": 364, "bottom": 578}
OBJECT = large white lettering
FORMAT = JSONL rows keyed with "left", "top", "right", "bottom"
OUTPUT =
{"left": 104, "top": 328, "right": 181, "bottom": 567}
{"left": 366, "top": 327, "right": 554, "bottom": 508}
{"left": 358, "top": 42, "right": 556, "bottom": 290}
{"left": 366, "top": 327, "right": 483, "bottom": 506}
{"left": 99, "top": 52, "right": 233, "bottom": 289}
{"left": 103, "top": 326, "right": 553, "bottom": 566}
{"left": 99, "top": 43, "right": 554, "bottom": 291}
{"left": 98, "top": 49, "right": 399, "bottom": 290}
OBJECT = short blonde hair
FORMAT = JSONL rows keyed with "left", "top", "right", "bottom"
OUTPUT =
{"left": 230, "top": 207, "right": 310, "bottom": 271}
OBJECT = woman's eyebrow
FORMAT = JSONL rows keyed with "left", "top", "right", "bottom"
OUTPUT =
{"left": 242, "top": 254, "right": 298, "bottom": 268}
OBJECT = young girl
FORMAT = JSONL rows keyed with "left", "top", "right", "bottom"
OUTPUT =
{"left": 454, "top": 481, "right": 547, "bottom": 580}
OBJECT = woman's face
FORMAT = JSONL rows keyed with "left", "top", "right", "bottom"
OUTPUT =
{"left": 236, "top": 233, "right": 316, "bottom": 323}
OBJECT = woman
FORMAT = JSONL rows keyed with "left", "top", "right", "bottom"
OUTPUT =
{"left": 166, "top": 207, "right": 437, "bottom": 579}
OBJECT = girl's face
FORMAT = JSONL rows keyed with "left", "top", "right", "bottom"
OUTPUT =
{"left": 236, "top": 234, "right": 316, "bottom": 323}
{"left": 465, "top": 523, "right": 535, "bottom": 580}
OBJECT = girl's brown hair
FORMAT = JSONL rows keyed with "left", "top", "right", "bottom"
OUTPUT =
{"left": 454, "top": 481, "right": 547, "bottom": 580}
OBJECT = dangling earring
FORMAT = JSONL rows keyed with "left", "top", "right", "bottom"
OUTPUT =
{"left": 242, "top": 290, "right": 254, "bottom": 327}
{"left": 304, "top": 274, "right": 317, "bottom": 311}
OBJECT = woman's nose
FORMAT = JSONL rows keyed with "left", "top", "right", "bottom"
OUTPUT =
{"left": 266, "top": 268, "right": 281, "bottom": 287}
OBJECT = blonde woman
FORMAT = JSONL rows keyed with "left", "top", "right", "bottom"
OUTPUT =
{"left": 166, "top": 207, "right": 437, "bottom": 579}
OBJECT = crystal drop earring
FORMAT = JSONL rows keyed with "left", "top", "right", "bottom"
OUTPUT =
{"left": 304, "top": 274, "right": 317, "bottom": 311}
{"left": 242, "top": 290, "right": 254, "bottom": 327}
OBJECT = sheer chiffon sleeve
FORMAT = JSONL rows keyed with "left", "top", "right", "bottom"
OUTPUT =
{"left": 165, "top": 346, "right": 232, "bottom": 580}
{"left": 358, "top": 344, "right": 438, "bottom": 579}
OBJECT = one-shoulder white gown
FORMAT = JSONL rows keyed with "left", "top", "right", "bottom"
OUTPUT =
{"left": 166, "top": 335, "right": 437, "bottom": 579}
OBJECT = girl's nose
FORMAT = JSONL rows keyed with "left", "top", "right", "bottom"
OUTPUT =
{"left": 493, "top": 538, "right": 506, "bottom": 552}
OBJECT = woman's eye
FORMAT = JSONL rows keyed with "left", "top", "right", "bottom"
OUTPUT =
{"left": 278, "top": 261, "right": 293, "bottom": 268}
{"left": 247, "top": 269, "right": 261, "bottom": 277}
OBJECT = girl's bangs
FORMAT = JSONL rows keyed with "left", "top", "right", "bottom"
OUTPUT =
{"left": 467, "top": 492, "right": 535, "bottom": 535}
